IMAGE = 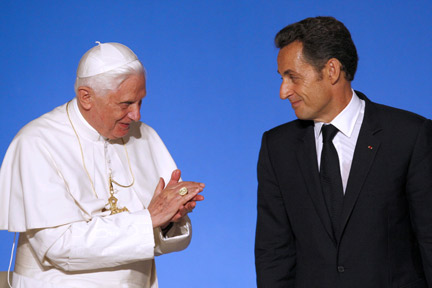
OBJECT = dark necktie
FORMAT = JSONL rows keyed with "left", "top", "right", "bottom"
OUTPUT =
{"left": 320, "top": 124, "right": 344, "bottom": 240}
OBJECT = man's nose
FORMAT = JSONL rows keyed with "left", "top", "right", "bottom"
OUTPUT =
{"left": 280, "top": 81, "right": 293, "bottom": 100}
{"left": 128, "top": 105, "right": 141, "bottom": 122}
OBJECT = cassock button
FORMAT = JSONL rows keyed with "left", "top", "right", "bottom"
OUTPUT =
{"left": 337, "top": 266, "right": 345, "bottom": 273}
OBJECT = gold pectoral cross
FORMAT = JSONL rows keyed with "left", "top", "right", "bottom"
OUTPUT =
{"left": 104, "top": 176, "right": 129, "bottom": 215}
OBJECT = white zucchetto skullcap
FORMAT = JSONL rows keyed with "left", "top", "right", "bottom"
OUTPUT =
{"left": 76, "top": 41, "right": 138, "bottom": 78}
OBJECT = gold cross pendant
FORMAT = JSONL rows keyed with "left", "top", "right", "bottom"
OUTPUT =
{"left": 107, "top": 194, "right": 129, "bottom": 215}
{"left": 104, "top": 176, "right": 129, "bottom": 215}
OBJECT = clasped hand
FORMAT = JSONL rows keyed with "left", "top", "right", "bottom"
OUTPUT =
{"left": 148, "top": 169, "right": 205, "bottom": 228}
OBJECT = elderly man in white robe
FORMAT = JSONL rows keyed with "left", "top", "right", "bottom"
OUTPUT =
{"left": 0, "top": 42, "right": 205, "bottom": 288}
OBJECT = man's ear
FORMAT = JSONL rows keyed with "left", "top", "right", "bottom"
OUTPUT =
{"left": 77, "top": 86, "right": 93, "bottom": 110}
{"left": 325, "top": 58, "right": 342, "bottom": 85}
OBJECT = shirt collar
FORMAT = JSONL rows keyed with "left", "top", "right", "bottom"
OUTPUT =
{"left": 314, "top": 90, "right": 362, "bottom": 139}
{"left": 69, "top": 97, "right": 105, "bottom": 142}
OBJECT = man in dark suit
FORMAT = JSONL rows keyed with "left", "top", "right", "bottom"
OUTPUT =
{"left": 255, "top": 16, "right": 432, "bottom": 288}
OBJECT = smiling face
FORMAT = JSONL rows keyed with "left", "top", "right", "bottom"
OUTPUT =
{"left": 277, "top": 41, "right": 340, "bottom": 123}
{"left": 84, "top": 73, "right": 146, "bottom": 139}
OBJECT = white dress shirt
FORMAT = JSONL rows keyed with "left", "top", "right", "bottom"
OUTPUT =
{"left": 314, "top": 91, "right": 365, "bottom": 193}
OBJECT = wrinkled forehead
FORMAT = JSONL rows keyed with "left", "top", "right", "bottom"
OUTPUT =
{"left": 277, "top": 42, "right": 306, "bottom": 70}
{"left": 106, "top": 74, "right": 147, "bottom": 100}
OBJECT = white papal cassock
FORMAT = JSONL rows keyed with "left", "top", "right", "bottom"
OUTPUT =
{"left": 0, "top": 98, "right": 191, "bottom": 287}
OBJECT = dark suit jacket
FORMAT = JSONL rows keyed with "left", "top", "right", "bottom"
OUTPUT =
{"left": 255, "top": 92, "right": 432, "bottom": 288}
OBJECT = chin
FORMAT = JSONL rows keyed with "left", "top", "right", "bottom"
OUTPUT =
{"left": 295, "top": 113, "right": 313, "bottom": 121}
{"left": 114, "top": 130, "right": 130, "bottom": 139}
{"left": 294, "top": 108, "right": 314, "bottom": 121}
{"left": 294, "top": 111, "right": 306, "bottom": 120}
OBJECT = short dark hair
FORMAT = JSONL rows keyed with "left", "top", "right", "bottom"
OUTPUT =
{"left": 275, "top": 16, "right": 358, "bottom": 81}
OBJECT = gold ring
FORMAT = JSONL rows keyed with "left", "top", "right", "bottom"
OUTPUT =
{"left": 179, "top": 187, "right": 188, "bottom": 196}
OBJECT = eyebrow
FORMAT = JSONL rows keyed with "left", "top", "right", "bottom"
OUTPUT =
{"left": 277, "top": 69, "right": 297, "bottom": 76}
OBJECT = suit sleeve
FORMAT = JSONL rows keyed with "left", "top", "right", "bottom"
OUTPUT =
{"left": 406, "top": 119, "right": 432, "bottom": 285}
{"left": 255, "top": 132, "right": 296, "bottom": 288}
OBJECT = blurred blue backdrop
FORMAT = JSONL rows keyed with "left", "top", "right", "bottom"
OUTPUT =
{"left": 0, "top": 1, "right": 431, "bottom": 287}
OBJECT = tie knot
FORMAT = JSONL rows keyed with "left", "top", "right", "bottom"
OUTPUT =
{"left": 321, "top": 124, "right": 339, "bottom": 143}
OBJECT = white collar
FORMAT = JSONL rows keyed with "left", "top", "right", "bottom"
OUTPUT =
{"left": 69, "top": 97, "right": 105, "bottom": 142}
{"left": 314, "top": 90, "right": 362, "bottom": 139}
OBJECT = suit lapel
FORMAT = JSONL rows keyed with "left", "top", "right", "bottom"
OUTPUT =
{"left": 296, "top": 123, "right": 336, "bottom": 243}
{"left": 338, "top": 93, "right": 382, "bottom": 240}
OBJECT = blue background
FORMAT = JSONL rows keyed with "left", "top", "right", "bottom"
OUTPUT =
{"left": 0, "top": 1, "right": 431, "bottom": 287}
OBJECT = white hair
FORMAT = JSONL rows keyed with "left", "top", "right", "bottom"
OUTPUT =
{"left": 74, "top": 59, "right": 146, "bottom": 96}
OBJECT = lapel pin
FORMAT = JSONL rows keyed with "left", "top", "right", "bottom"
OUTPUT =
{"left": 368, "top": 146, "right": 373, "bottom": 150}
